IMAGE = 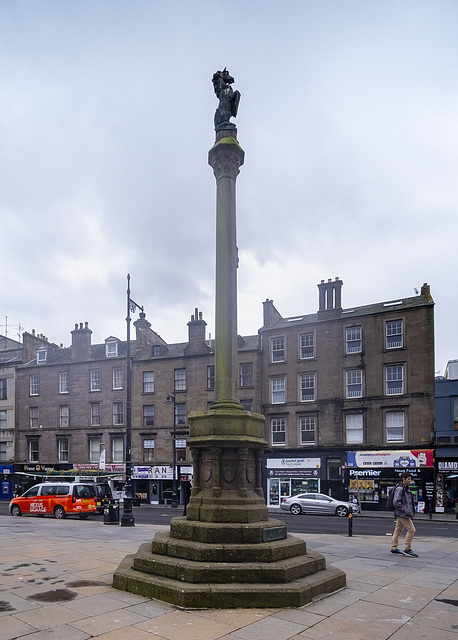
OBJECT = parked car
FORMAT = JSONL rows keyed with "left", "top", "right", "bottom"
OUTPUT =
{"left": 94, "top": 483, "right": 113, "bottom": 514}
{"left": 280, "top": 492, "right": 359, "bottom": 517}
{"left": 9, "top": 482, "right": 97, "bottom": 519}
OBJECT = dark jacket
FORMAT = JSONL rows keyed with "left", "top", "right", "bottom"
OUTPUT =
{"left": 393, "top": 483, "right": 415, "bottom": 519}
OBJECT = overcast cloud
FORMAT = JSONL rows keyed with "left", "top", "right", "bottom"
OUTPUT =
{"left": 1, "top": 1, "right": 457, "bottom": 374}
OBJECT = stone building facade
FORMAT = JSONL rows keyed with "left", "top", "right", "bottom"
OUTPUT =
{"left": 13, "top": 310, "right": 260, "bottom": 504}
{"left": 9, "top": 281, "right": 435, "bottom": 510}
{"left": 259, "top": 280, "right": 435, "bottom": 510}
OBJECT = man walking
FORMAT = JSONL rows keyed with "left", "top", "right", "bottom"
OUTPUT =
{"left": 390, "top": 472, "right": 418, "bottom": 557}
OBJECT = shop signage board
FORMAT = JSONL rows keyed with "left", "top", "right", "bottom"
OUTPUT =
{"left": 133, "top": 465, "right": 174, "bottom": 480}
{"left": 437, "top": 460, "right": 458, "bottom": 472}
{"left": 266, "top": 458, "right": 321, "bottom": 469}
{"left": 347, "top": 450, "right": 433, "bottom": 468}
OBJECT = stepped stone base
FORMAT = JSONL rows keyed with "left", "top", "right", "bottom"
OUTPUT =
{"left": 112, "top": 409, "right": 346, "bottom": 608}
{"left": 112, "top": 521, "right": 346, "bottom": 609}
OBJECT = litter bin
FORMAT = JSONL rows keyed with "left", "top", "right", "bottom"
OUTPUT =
{"left": 103, "top": 500, "right": 120, "bottom": 525}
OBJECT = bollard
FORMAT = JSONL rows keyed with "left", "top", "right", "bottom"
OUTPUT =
{"left": 348, "top": 506, "right": 353, "bottom": 537}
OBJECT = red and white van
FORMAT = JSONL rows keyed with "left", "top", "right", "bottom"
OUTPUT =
{"left": 9, "top": 482, "right": 97, "bottom": 519}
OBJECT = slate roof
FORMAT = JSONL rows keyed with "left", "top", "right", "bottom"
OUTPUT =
{"left": 261, "top": 294, "right": 434, "bottom": 332}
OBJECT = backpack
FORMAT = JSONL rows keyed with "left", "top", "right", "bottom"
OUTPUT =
{"left": 387, "top": 483, "right": 402, "bottom": 511}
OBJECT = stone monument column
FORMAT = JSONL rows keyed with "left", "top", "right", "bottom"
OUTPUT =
{"left": 113, "top": 69, "right": 346, "bottom": 608}
{"left": 209, "top": 131, "right": 244, "bottom": 407}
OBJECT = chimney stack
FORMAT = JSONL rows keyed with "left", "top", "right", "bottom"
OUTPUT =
{"left": 262, "top": 299, "right": 282, "bottom": 328}
{"left": 185, "top": 308, "right": 210, "bottom": 355}
{"left": 318, "top": 278, "right": 343, "bottom": 317}
{"left": 71, "top": 322, "right": 92, "bottom": 361}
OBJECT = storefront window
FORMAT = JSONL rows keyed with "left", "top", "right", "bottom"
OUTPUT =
{"left": 269, "top": 479, "right": 279, "bottom": 505}
{"left": 268, "top": 476, "right": 319, "bottom": 506}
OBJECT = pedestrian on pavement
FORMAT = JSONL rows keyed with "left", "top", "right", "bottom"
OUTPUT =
{"left": 390, "top": 472, "right": 418, "bottom": 557}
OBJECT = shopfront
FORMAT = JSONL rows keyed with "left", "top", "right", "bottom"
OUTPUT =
{"left": 13, "top": 463, "right": 74, "bottom": 496}
{"left": 435, "top": 456, "right": 458, "bottom": 513}
{"left": 132, "top": 464, "right": 193, "bottom": 505}
{"left": 345, "top": 449, "right": 434, "bottom": 512}
{"left": 265, "top": 457, "right": 321, "bottom": 507}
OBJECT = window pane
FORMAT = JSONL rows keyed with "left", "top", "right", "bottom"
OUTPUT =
{"left": 59, "top": 405, "right": 69, "bottom": 427}
{"left": 112, "top": 437, "right": 124, "bottom": 462}
{"left": 143, "top": 405, "right": 155, "bottom": 426}
{"left": 346, "top": 414, "right": 363, "bottom": 444}
{"left": 59, "top": 372, "right": 69, "bottom": 393}
{"left": 346, "top": 326, "right": 362, "bottom": 353}
{"left": 300, "top": 333, "right": 314, "bottom": 359}
{"left": 89, "top": 438, "right": 101, "bottom": 463}
{"left": 239, "top": 362, "right": 253, "bottom": 387}
{"left": 271, "top": 377, "right": 285, "bottom": 403}
{"left": 300, "top": 416, "right": 315, "bottom": 444}
{"left": 90, "top": 403, "right": 101, "bottom": 426}
{"left": 175, "top": 403, "right": 186, "bottom": 425}
{"left": 58, "top": 439, "right": 69, "bottom": 462}
{"left": 0, "top": 379, "right": 6, "bottom": 399}
{"left": 30, "top": 375, "right": 39, "bottom": 396}
{"left": 113, "top": 367, "right": 123, "bottom": 389}
{"left": 271, "top": 418, "right": 286, "bottom": 445}
{"left": 387, "top": 365, "right": 403, "bottom": 395}
{"left": 346, "top": 370, "right": 362, "bottom": 398}
{"left": 174, "top": 368, "right": 186, "bottom": 391}
{"left": 386, "top": 411, "right": 405, "bottom": 442}
{"left": 29, "top": 440, "right": 39, "bottom": 462}
{"left": 143, "top": 438, "right": 154, "bottom": 462}
{"left": 386, "top": 320, "right": 403, "bottom": 348}
{"left": 240, "top": 398, "right": 253, "bottom": 411}
{"left": 143, "top": 371, "right": 154, "bottom": 393}
{"left": 113, "top": 402, "right": 124, "bottom": 425}
{"left": 90, "top": 370, "right": 101, "bottom": 391}
{"left": 300, "top": 373, "right": 315, "bottom": 401}
{"left": 29, "top": 406, "right": 38, "bottom": 428}
{"left": 207, "top": 365, "right": 215, "bottom": 390}
{"left": 271, "top": 337, "right": 285, "bottom": 362}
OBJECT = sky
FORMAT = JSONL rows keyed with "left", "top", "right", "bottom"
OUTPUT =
{"left": 1, "top": 1, "right": 457, "bottom": 375}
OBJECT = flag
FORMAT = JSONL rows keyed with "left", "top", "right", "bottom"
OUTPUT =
{"left": 99, "top": 449, "right": 106, "bottom": 471}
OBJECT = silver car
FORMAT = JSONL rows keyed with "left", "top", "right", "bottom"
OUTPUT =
{"left": 280, "top": 493, "right": 359, "bottom": 517}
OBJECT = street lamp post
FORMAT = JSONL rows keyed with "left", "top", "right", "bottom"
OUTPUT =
{"left": 121, "top": 273, "right": 143, "bottom": 527}
{"left": 165, "top": 394, "right": 178, "bottom": 508}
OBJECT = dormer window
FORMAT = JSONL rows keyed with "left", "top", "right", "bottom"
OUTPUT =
{"left": 105, "top": 339, "right": 118, "bottom": 358}
{"left": 36, "top": 348, "right": 47, "bottom": 365}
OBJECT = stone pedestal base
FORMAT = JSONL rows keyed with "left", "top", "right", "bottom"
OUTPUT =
{"left": 113, "top": 406, "right": 346, "bottom": 608}
{"left": 113, "top": 523, "right": 345, "bottom": 608}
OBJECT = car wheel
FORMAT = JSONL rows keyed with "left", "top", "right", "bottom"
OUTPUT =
{"left": 336, "top": 506, "right": 348, "bottom": 517}
{"left": 54, "top": 505, "right": 66, "bottom": 519}
{"left": 11, "top": 505, "right": 22, "bottom": 517}
{"left": 290, "top": 504, "right": 302, "bottom": 515}
{"left": 78, "top": 514, "right": 89, "bottom": 520}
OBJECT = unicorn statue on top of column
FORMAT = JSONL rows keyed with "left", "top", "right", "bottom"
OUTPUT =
{"left": 212, "top": 68, "right": 241, "bottom": 131}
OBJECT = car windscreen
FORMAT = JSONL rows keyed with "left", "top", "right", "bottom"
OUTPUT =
{"left": 22, "top": 486, "right": 39, "bottom": 497}
{"left": 73, "top": 485, "right": 95, "bottom": 498}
